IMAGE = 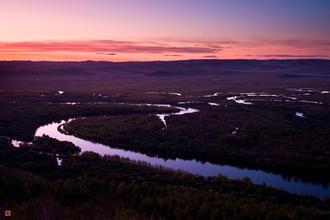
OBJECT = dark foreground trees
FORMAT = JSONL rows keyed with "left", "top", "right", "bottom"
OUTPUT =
{"left": 0, "top": 136, "right": 329, "bottom": 219}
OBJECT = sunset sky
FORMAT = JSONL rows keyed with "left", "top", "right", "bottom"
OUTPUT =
{"left": 0, "top": 0, "right": 329, "bottom": 61}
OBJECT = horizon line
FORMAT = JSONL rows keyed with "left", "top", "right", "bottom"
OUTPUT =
{"left": 1, "top": 58, "right": 330, "bottom": 63}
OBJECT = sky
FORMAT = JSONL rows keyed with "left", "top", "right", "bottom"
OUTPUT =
{"left": 0, "top": 0, "right": 329, "bottom": 61}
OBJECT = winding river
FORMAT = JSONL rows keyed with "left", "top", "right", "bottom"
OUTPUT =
{"left": 32, "top": 104, "right": 330, "bottom": 199}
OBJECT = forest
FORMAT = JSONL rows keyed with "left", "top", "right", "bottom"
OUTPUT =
{"left": 1, "top": 60, "right": 330, "bottom": 219}
{"left": 65, "top": 100, "right": 330, "bottom": 184}
{"left": 0, "top": 135, "right": 330, "bottom": 219}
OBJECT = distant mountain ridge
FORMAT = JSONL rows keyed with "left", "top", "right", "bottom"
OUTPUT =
{"left": 1, "top": 59, "right": 330, "bottom": 77}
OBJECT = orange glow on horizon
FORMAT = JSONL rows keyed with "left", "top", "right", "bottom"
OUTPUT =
{"left": 1, "top": 1, "right": 329, "bottom": 61}
{"left": 0, "top": 39, "right": 329, "bottom": 61}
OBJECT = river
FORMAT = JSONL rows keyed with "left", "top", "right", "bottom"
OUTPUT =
{"left": 32, "top": 102, "right": 330, "bottom": 199}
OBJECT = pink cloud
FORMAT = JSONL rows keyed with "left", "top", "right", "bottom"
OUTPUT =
{"left": 0, "top": 38, "right": 329, "bottom": 61}
{"left": 0, "top": 40, "right": 221, "bottom": 54}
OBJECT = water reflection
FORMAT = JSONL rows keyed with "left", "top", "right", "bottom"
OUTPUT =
{"left": 35, "top": 119, "right": 330, "bottom": 199}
